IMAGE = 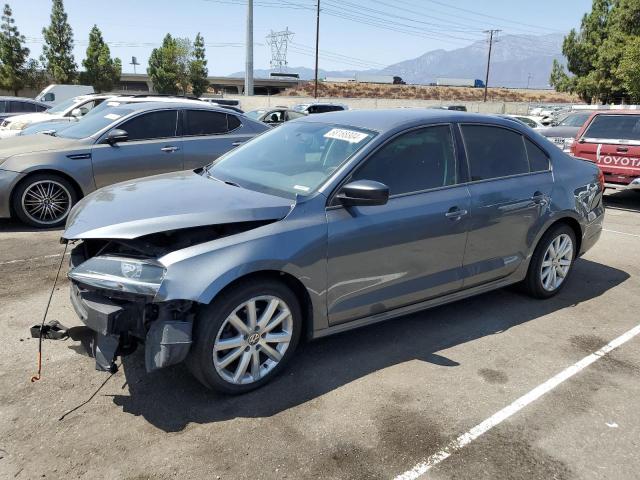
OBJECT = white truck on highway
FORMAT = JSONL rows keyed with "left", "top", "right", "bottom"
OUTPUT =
{"left": 436, "top": 78, "right": 485, "bottom": 88}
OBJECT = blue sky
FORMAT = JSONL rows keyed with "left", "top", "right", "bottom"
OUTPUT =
{"left": 12, "top": 0, "right": 592, "bottom": 76}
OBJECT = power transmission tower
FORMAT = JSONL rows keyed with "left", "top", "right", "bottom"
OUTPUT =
{"left": 265, "top": 27, "right": 294, "bottom": 72}
{"left": 483, "top": 29, "right": 501, "bottom": 102}
{"left": 526, "top": 72, "right": 533, "bottom": 89}
{"left": 245, "top": 0, "right": 254, "bottom": 96}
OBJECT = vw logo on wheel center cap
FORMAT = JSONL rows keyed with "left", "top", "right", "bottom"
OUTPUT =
{"left": 247, "top": 333, "right": 260, "bottom": 345}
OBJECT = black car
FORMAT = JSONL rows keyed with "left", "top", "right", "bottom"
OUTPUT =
{"left": 0, "top": 97, "right": 50, "bottom": 121}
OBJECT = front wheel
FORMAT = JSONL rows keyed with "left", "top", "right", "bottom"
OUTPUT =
{"left": 12, "top": 173, "right": 77, "bottom": 228}
{"left": 187, "top": 279, "right": 302, "bottom": 394}
{"left": 523, "top": 224, "right": 576, "bottom": 299}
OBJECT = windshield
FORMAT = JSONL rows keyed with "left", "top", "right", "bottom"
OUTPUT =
{"left": 47, "top": 97, "right": 82, "bottom": 114}
{"left": 292, "top": 104, "right": 308, "bottom": 112}
{"left": 245, "top": 109, "right": 266, "bottom": 120}
{"left": 57, "top": 106, "right": 135, "bottom": 139}
{"left": 208, "top": 122, "right": 376, "bottom": 198}
{"left": 81, "top": 99, "right": 127, "bottom": 118}
{"left": 559, "top": 112, "right": 591, "bottom": 127}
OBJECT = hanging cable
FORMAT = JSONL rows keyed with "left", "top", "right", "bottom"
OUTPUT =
{"left": 30, "top": 242, "right": 69, "bottom": 383}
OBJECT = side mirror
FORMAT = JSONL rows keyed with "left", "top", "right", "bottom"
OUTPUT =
{"left": 71, "top": 107, "right": 88, "bottom": 118}
{"left": 336, "top": 180, "right": 389, "bottom": 207}
{"left": 105, "top": 129, "right": 129, "bottom": 145}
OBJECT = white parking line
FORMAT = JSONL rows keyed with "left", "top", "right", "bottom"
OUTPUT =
{"left": 393, "top": 323, "right": 640, "bottom": 480}
{"left": 603, "top": 228, "right": 640, "bottom": 238}
{"left": 0, "top": 252, "right": 69, "bottom": 266}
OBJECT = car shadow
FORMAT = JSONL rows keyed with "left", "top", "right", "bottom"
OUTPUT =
{"left": 604, "top": 190, "right": 640, "bottom": 213}
{"left": 111, "top": 258, "right": 628, "bottom": 432}
{"left": 0, "top": 218, "right": 63, "bottom": 233}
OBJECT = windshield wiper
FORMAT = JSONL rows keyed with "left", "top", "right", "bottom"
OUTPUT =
{"left": 205, "top": 171, "right": 242, "bottom": 188}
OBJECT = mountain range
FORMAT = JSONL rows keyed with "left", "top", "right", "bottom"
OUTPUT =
{"left": 232, "top": 33, "right": 565, "bottom": 89}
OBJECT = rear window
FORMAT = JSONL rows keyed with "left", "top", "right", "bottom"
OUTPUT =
{"left": 184, "top": 110, "right": 229, "bottom": 136}
{"left": 584, "top": 114, "right": 640, "bottom": 141}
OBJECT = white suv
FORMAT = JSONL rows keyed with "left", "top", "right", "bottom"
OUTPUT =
{"left": 0, "top": 94, "right": 115, "bottom": 139}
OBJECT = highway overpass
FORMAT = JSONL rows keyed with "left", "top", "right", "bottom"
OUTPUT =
{"left": 117, "top": 73, "right": 301, "bottom": 95}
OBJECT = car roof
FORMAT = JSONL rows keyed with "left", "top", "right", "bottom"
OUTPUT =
{"left": 296, "top": 108, "right": 519, "bottom": 132}
{"left": 108, "top": 100, "right": 235, "bottom": 114}
{"left": 0, "top": 96, "right": 46, "bottom": 104}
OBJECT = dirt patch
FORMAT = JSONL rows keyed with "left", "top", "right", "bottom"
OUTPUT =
{"left": 478, "top": 368, "right": 509, "bottom": 384}
{"left": 281, "top": 82, "right": 578, "bottom": 103}
{"left": 434, "top": 423, "right": 575, "bottom": 480}
{"left": 569, "top": 334, "right": 639, "bottom": 376}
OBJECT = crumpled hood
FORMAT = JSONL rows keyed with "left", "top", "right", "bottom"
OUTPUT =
{"left": 539, "top": 126, "right": 580, "bottom": 139}
{"left": 1, "top": 112, "right": 64, "bottom": 127}
{"left": 0, "top": 133, "right": 82, "bottom": 159}
{"left": 63, "top": 170, "right": 295, "bottom": 240}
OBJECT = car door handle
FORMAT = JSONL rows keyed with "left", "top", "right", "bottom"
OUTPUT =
{"left": 616, "top": 146, "right": 628, "bottom": 153}
{"left": 161, "top": 146, "right": 179, "bottom": 152}
{"left": 232, "top": 141, "right": 245, "bottom": 146}
{"left": 445, "top": 207, "right": 468, "bottom": 219}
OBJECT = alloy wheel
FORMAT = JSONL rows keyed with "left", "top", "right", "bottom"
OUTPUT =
{"left": 213, "top": 295, "right": 293, "bottom": 385}
{"left": 20, "top": 180, "right": 72, "bottom": 226}
{"left": 540, "top": 233, "right": 574, "bottom": 292}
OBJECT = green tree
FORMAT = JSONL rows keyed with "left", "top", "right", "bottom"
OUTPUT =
{"left": 175, "top": 37, "right": 192, "bottom": 95}
{"left": 41, "top": 0, "right": 76, "bottom": 83}
{"left": 0, "top": 3, "right": 29, "bottom": 95}
{"left": 549, "top": 59, "right": 571, "bottom": 93}
{"left": 189, "top": 33, "right": 209, "bottom": 97}
{"left": 23, "top": 59, "right": 48, "bottom": 91}
{"left": 618, "top": 37, "right": 640, "bottom": 103}
{"left": 80, "top": 25, "right": 121, "bottom": 92}
{"left": 147, "top": 33, "right": 179, "bottom": 94}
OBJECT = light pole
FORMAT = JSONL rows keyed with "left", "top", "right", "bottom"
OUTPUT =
{"left": 245, "top": 0, "right": 254, "bottom": 96}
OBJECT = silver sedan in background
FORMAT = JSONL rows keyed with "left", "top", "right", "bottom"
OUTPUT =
{"left": 0, "top": 102, "right": 268, "bottom": 227}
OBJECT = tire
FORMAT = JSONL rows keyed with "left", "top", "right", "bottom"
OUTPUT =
{"left": 12, "top": 173, "right": 78, "bottom": 228}
{"left": 523, "top": 224, "right": 577, "bottom": 299}
{"left": 187, "top": 278, "right": 302, "bottom": 394}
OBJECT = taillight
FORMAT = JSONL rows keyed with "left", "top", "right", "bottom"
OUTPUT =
{"left": 597, "top": 168, "right": 605, "bottom": 191}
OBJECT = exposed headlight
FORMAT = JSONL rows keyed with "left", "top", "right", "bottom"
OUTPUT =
{"left": 9, "top": 121, "right": 30, "bottom": 131}
{"left": 68, "top": 255, "right": 166, "bottom": 295}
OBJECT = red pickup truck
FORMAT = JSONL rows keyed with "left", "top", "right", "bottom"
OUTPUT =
{"left": 571, "top": 110, "right": 640, "bottom": 191}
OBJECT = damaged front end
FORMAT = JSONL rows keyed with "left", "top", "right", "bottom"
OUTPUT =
{"left": 65, "top": 222, "right": 271, "bottom": 373}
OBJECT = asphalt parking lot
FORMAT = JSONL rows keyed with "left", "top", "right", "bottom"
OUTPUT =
{"left": 0, "top": 191, "right": 639, "bottom": 480}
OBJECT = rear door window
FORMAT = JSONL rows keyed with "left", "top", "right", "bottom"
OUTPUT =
{"left": 352, "top": 125, "right": 457, "bottom": 195}
{"left": 118, "top": 110, "right": 178, "bottom": 141}
{"left": 184, "top": 110, "right": 229, "bottom": 136}
{"left": 9, "top": 101, "right": 36, "bottom": 113}
{"left": 461, "top": 125, "right": 529, "bottom": 181}
{"left": 583, "top": 114, "right": 640, "bottom": 142}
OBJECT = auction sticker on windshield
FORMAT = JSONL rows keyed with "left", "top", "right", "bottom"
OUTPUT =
{"left": 324, "top": 128, "right": 369, "bottom": 143}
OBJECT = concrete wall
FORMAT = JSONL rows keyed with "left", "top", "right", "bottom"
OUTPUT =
{"left": 223, "top": 94, "right": 533, "bottom": 115}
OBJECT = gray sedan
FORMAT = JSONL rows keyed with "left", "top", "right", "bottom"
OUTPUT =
{"left": 62, "top": 109, "right": 604, "bottom": 393}
{"left": 0, "top": 102, "right": 268, "bottom": 227}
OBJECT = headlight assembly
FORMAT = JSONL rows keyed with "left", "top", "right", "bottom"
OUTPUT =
{"left": 9, "top": 121, "right": 30, "bottom": 131}
{"left": 68, "top": 255, "right": 166, "bottom": 295}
